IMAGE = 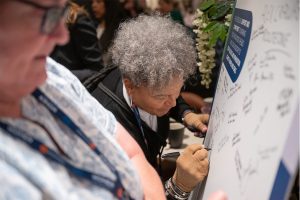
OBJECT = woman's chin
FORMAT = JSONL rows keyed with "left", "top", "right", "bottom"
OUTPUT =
{"left": 153, "top": 110, "right": 169, "bottom": 117}
{"left": 32, "top": 60, "right": 48, "bottom": 83}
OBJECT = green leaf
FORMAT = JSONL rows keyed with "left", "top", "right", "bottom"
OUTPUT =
{"left": 210, "top": 2, "right": 231, "bottom": 20}
{"left": 208, "top": 30, "right": 218, "bottom": 47}
{"left": 203, "top": 21, "right": 218, "bottom": 32}
{"left": 208, "top": 23, "right": 224, "bottom": 47}
{"left": 199, "top": 0, "right": 215, "bottom": 11}
{"left": 219, "top": 25, "right": 229, "bottom": 42}
{"left": 207, "top": 5, "right": 217, "bottom": 18}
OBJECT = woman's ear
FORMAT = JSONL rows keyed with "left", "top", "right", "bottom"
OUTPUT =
{"left": 123, "top": 78, "right": 134, "bottom": 96}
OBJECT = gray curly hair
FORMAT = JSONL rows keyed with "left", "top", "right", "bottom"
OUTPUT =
{"left": 109, "top": 15, "right": 197, "bottom": 90}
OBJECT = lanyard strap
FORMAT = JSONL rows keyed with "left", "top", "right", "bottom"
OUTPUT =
{"left": 32, "top": 89, "right": 118, "bottom": 170}
{"left": 0, "top": 121, "right": 118, "bottom": 192}
{"left": 131, "top": 105, "right": 148, "bottom": 149}
{"left": 2, "top": 88, "right": 132, "bottom": 200}
{"left": 32, "top": 90, "right": 103, "bottom": 160}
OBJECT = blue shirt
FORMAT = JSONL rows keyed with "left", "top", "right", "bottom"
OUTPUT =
{"left": 0, "top": 58, "right": 143, "bottom": 200}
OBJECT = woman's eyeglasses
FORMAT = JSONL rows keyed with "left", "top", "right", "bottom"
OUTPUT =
{"left": 13, "top": 0, "right": 69, "bottom": 34}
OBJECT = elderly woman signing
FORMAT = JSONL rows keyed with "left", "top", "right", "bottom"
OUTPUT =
{"left": 86, "top": 15, "right": 210, "bottom": 200}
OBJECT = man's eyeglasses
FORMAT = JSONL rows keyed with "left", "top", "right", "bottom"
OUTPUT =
{"left": 14, "top": 0, "right": 69, "bottom": 34}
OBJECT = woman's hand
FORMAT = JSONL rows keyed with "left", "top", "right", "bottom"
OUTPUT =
{"left": 172, "top": 144, "right": 209, "bottom": 192}
{"left": 184, "top": 112, "right": 209, "bottom": 134}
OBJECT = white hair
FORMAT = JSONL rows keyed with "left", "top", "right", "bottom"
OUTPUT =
{"left": 109, "top": 14, "right": 197, "bottom": 90}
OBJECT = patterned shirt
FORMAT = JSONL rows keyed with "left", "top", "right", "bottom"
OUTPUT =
{"left": 0, "top": 58, "right": 143, "bottom": 200}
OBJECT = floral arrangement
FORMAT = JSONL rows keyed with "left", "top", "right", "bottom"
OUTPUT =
{"left": 193, "top": 0, "right": 234, "bottom": 88}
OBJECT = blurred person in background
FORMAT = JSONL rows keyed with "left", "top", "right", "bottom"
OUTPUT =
{"left": 51, "top": 1, "right": 103, "bottom": 81}
{"left": 91, "top": 0, "right": 127, "bottom": 65}
{"left": 120, "top": 0, "right": 151, "bottom": 18}
{"left": 158, "top": 0, "right": 184, "bottom": 24}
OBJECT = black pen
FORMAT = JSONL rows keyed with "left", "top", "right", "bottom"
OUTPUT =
{"left": 161, "top": 148, "right": 212, "bottom": 159}
{"left": 161, "top": 151, "right": 180, "bottom": 159}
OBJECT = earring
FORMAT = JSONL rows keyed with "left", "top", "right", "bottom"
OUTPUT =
{"left": 129, "top": 96, "right": 133, "bottom": 107}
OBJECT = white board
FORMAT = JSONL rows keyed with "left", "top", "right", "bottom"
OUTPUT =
{"left": 191, "top": 0, "right": 299, "bottom": 199}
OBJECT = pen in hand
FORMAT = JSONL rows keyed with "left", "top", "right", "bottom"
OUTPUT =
{"left": 161, "top": 148, "right": 211, "bottom": 159}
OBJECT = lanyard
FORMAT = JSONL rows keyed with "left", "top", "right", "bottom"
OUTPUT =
{"left": 0, "top": 121, "right": 119, "bottom": 192}
{"left": 0, "top": 89, "right": 132, "bottom": 200}
{"left": 131, "top": 105, "right": 148, "bottom": 149}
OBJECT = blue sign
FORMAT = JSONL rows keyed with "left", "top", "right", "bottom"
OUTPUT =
{"left": 223, "top": 8, "right": 252, "bottom": 82}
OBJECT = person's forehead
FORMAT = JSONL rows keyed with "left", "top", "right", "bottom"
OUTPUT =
{"left": 150, "top": 80, "right": 183, "bottom": 96}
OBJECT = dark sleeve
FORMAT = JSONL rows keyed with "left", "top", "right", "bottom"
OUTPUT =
{"left": 169, "top": 95, "right": 193, "bottom": 122}
{"left": 72, "top": 15, "right": 103, "bottom": 71}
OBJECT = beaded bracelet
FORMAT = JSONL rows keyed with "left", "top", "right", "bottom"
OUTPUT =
{"left": 165, "top": 178, "right": 190, "bottom": 200}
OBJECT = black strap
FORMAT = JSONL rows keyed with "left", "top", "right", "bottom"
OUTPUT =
{"left": 97, "top": 83, "right": 133, "bottom": 117}
{"left": 83, "top": 65, "right": 118, "bottom": 92}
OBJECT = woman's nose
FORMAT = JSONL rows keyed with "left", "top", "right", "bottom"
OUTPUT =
{"left": 165, "top": 96, "right": 177, "bottom": 108}
{"left": 50, "top": 19, "right": 69, "bottom": 46}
